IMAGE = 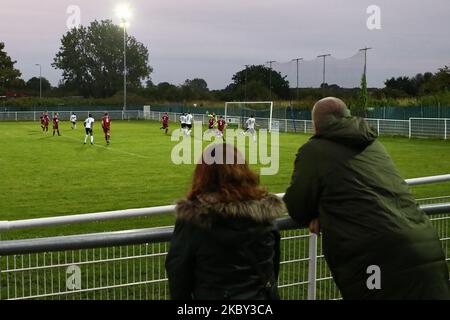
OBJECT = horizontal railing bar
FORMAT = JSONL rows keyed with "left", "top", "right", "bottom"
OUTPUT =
{"left": 0, "top": 205, "right": 175, "bottom": 232}
{"left": 316, "top": 276, "right": 334, "bottom": 281}
{"left": 0, "top": 207, "right": 448, "bottom": 255}
{"left": 0, "top": 226, "right": 174, "bottom": 255}
{"left": 406, "top": 174, "right": 450, "bottom": 186}
{"left": 280, "top": 257, "right": 310, "bottom": 265}
{"left": 278, "top": 281, "right": 309, "bottom": 288}
{"left": 1, "top": 174, "right": 449, "bottom": 232}
{"left": 1, "top": 252, "right": 168, "bottom": 273}
{"left": 6, "top": 278, "right": 168, "bottom": 301}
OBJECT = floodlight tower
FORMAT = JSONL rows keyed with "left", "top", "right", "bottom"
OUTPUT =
{"left": 266, "top": 60, "right": 276, "bottom": 100}
{"left": 244, "top": 64, "right": 250, "bottom": 101}
{"left": 317, "top": 54, "right": 331, "bottom": 96}
{"left": 291, "top": 58, "right": 303, "bottom": 102}
{"left": 116, "top": 3, "right": 132, "bottom": 112}
{"left": 359, "top": 47, "right": 373, "bottom": 78}
{"left": 35, "top": 64, "right": 42, "bottom": 100}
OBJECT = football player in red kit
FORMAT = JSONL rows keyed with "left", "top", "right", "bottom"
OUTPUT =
{"left": 208, "top": 115, "right": 216, "bottom": 130}
{"left": 217, "top": 115, "right": 226, "bottom": 137}
{"left": 160, "top": 112, "right": 169, "bottom": 134}
{"left": 52, "top": 112, "right": 60, "bottom": 136}
{"left": 43, "top": 112, "right": 50, "bottom": 133}
{"left": 102, "top": 112, "right": 111, "bottom": 144}
{"left": 40, "top": 113, "right": 45, "bottom": 131}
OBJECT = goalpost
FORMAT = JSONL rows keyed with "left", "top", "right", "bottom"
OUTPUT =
{"left": 224, "top": 101, "right": 274, "bottom": 131}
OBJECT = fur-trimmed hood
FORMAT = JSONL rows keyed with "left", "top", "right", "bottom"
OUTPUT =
{"left": 176, "top": 193, "right": 286, "bottom": 227}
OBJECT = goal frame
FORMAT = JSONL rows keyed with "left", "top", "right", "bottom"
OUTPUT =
{"left": 224, "top": 101, "right": 274, "bottom": 132}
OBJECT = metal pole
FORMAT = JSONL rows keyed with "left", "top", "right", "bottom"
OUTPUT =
{"left": 35, "top": 64, "right": 42, "bottom": 100}
{"left": 244, "top": 65, "right": 249, "bottom": 101}
{"left": 307, "top": 233, "right": 317, "bottom": 300}
{"left": 39, "top": 65, "right": 42, "bottom": 100}
{"left": 266, "top": 60, "right": 276, "bottom": 100}
{"left": 292, "top": 58, "right": 303, "bottom": 102}
{"left": 123, "top": 22, "right": 127, "bottom": 113}
{"left": 317, "top": 54, "right": 331, "bottom": 96}
{"left": 359, "top": 47, "right": 372, "bottom": 79}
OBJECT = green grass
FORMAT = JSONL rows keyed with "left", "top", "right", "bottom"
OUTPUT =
{"left": 0, "top": 120, "right": 449, "bottom": 240}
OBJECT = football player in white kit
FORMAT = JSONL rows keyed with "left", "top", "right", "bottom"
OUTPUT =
{"left": 180, "top": 113, "right": 187, "bottom": 135}
{"left": 70, "top": 113, "right": 77, "bottom": 129}
{"left": 185, "top": 112, "right": 193, "bottom": 136}
{"left": 241, "top": 114, "right": 257, "bottom": 142}
{"left": 84, "top": 114, "right": 95, "bottom": 145}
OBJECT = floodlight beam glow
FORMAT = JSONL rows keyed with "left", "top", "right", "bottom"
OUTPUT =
{"left": 115, "top": 3, "right": 132, "bottom": 21}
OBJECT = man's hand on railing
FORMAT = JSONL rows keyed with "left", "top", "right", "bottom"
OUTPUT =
{"left": 309, "top": 218, "right": 320, "bottom": 235}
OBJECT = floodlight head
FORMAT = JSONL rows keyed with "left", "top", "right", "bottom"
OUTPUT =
{"left": 115, "top": 3, "right": 132, "bottom": 21}
{"left": 120, "top": 20, "right": 130, "bottom": 28}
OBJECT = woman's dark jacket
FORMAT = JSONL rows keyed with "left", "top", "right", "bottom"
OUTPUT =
{"left": 165, "top": 193, "right": 285, "bottom": 300}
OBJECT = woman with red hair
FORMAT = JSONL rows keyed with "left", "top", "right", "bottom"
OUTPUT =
{"left": 166, "top": 143, "right": 285, "bottom": 300}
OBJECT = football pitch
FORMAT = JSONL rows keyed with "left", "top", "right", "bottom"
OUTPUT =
{"left": 0, "top": 120, "right": 449, "bottom": 239}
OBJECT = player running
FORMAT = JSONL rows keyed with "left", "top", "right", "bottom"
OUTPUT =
{"left": 207, "top": 113, "right": 216, "bottom": 129}
{"left": 241, "top": 114, "right": 257, "bottom": 142}
{"left": 185, "top": 112, "right": 193, "bottom": 136}
{"left": 217, "top": 115, "right": 227, "bottom": 138}
{"left": 160, "top": 112, "right": 169, "bottom": 135}
{"left": 84, "top": 113, "right": 95, "bottom": 145}
{"left": 180, "top": 113, "right": 187, "bottom": 135}
{"left": 52, "top": 112, "right": 60, "bottom": 136}
{"left": 40, "top": 113, "right": 45, "bottom": 131}
{"left": 70, "top": 113, "right": 77, "bottom": 129}
{"left": 102, "top": 112, "right": 111, "bottom": 145}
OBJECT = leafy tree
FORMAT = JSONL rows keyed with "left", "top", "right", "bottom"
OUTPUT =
{"left": 228, "top": 65, "right": 290, "bottom": 100}
{"left": 26, "top": 77, "right": 52, "bottom": 93}
{"left": 422, "top": 66, "right": 450, "bottom": 93}
{"left": 145, "top": 78, "right": 155, "bottom": 88}
{"left": 181, "top": 78, "right": 210, "bottom": 100}
{"left": 156, "top": 82, "right": 181, "bottom": 101}
{"left": 0, "top": 42, "right": 23, "bottom": 90}
{"left": 384, "top": 76, "right": 417, "bottom": 96}
{"left": 357, "top": 72, "right": 368, "bottom": 114}
{"left": 53, "top": 20, "right": 152, "bottom": 98}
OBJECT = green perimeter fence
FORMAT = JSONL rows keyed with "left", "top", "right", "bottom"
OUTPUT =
{"left": 2, "top": 104, "right": 450, "bottom": 121}
{"left": 0, "top": 110, "right": 449, "bottom": 139}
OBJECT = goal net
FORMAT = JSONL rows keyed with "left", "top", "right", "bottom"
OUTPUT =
{"left": 224, "top": 101, "right": 274, "bottom": 131}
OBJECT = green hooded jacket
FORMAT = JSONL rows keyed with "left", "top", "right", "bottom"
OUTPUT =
{"left": 283, "top": 117, "right": 449, "bottom": 299}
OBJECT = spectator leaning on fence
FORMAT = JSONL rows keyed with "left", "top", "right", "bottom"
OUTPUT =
{"left": 283, "top": 97, "right": 450, "bottom": 300}
{"left": 166, "top": 143, "right": 285, "bottom": 300}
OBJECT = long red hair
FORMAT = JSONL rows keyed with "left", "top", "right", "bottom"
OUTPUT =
{"left": 188, "top": 143, "right": 267, "bottom": 202}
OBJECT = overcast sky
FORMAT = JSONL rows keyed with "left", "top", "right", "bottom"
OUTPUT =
{"left": 1, "top": 0, "right": 449, "bottom": 89}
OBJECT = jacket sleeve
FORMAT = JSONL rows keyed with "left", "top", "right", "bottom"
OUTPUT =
{"left": 283, "top": 144, "right": 322, "bottom": 227}
{"left": 272, "top": 228, "right": 281, "bottom": 279}
{"left": 165, "top": 220, "right": 196, "bottom": 300}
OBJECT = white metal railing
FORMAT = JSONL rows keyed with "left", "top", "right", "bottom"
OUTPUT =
{"left": 0, "top": 174, "right": 449, "bottom": 300}
{"left": 1, "top": 174, "right": 449, "bottom": 232}
{"left": 0, "top": 206, "right": 448, "bottom": 300}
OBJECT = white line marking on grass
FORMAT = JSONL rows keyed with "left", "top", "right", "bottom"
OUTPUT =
{"left": 61, "top": 135, "right": 152, "bottom": 160}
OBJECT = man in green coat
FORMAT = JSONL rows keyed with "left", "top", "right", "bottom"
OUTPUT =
{"left": 283, "top": 97, "right": 449, "bottom": 299}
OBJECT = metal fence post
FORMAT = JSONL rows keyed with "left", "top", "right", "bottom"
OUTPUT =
{"left": 408, "top": 118, "right": 412, "bottom": 139}
{"left": 307, "top": 233, "right": 318, "bottom": 300}
{"left": 445, "top": 119, "right": 448, "bottom": 140}
{"left": 377, "top": 119, "right": 380, "bottom": 135}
